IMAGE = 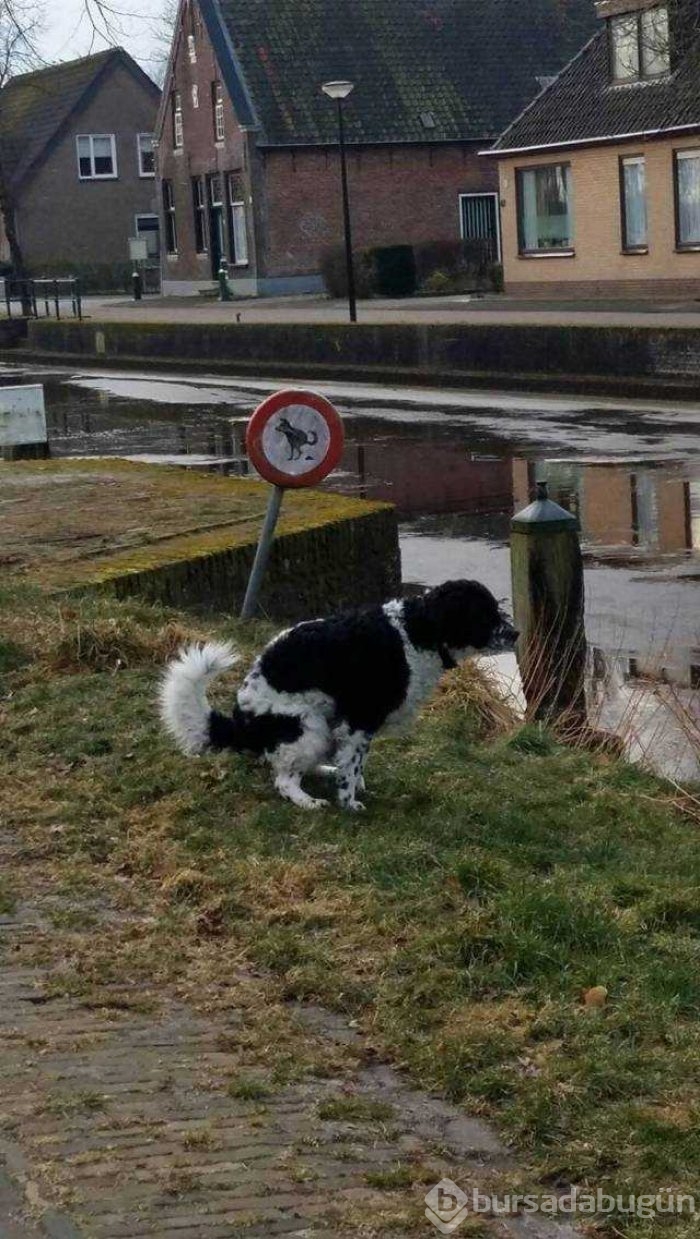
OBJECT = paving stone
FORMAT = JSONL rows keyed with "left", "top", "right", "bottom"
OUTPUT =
{"left": 0, "top": 848, "right": 580, "bottom": 1239}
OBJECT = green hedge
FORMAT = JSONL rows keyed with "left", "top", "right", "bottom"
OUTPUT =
{"left": 320, "top": 238, "right": 502, "bottom": 299}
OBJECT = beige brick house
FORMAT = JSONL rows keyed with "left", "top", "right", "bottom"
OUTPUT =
{"left": 487, "top": 0, "right": 700, "bottom": 297}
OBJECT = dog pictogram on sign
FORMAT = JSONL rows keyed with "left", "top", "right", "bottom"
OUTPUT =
{"left": 246, "top": 390, "right": 345, "bottom": 489}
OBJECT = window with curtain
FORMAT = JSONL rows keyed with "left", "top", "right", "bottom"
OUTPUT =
{"left": 675, "top": 151, "right": 700, "bottom": 247}
{"left": 228, "top": 173, "right": 248, "bottom": 265}
{"left": 611, "top": 14, "right": 640, "bottom": 80}
{"left": 620, "top": 156, "right": 648, "bottom": 250}
{"left": 610, "top": 7, "right": 670, "bottom": 81}
{"left": 517, "top": 164, "right": 573, "bottom": 253}
{"left": 641, "top": 6, "right": 670, "bottom": 76}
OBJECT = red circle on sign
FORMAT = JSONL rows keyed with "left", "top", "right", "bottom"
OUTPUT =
{"left": 246, "top": 390, "right": 345, "bottom": 489}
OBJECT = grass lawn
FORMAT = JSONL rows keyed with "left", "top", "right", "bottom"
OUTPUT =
{"left": 2, "top": 582, "right": 700, "bottom": 1236}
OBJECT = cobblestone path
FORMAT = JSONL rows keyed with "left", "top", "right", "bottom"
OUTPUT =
{"left": 0, "top": 834, "right": 577, "bottom": 1239}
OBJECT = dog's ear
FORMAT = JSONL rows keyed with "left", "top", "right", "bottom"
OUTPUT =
{"left": 405, "top": 580, "right": 501, "bottom": 652}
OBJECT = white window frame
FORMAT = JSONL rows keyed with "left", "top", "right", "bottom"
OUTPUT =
{"left": 173, "top": 92, "right": 184, "bottom": 150}
{"left": 458, "top": 192, "right": 502, "bottom": 263}
{"left": 228, "top": 174, "right": 249, "bottom": 265}
{"left": 192, "top": 84, "right": 199, "bottom": 109}
{"left": 135, "top": 213, "right": 160, "bottom": 259}
{"left": 136, "top": 132, "right": 155, "bottom": 178}
{"left": 187, "top": 33, "right": 197, "bottom": 64}
{"left": 213, "top": 82, "right": 225, "bottom": 142}
{"left": 76, "top": 133, "right": 118, "bottom": 180}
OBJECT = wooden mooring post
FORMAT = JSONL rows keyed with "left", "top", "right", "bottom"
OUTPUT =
{"left": 511, "top": 481, "right": 587, "bottom": 726}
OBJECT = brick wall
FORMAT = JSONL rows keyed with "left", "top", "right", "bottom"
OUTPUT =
{"left": 498, "top": 135, "right": 700, "bottom": 296}
{"left": 157, "top": 3, "right": 499, "bottom": 290}
{"left": 259, "top": 143, "right": 497, "bottom": 278}
{"left": 157, "top": 2, "right": 255, "bottom": 288}
{"left": 16, "top": 61, "right": 159, "bottom": 273}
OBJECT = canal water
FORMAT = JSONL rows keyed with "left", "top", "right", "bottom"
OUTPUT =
{"left": 3, "top": 364, "right": 698, "bottom": 780}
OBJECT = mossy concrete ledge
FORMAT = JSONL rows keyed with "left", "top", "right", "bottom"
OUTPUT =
{"left": 1, "top": 458, "right": 400, "bottom": 618}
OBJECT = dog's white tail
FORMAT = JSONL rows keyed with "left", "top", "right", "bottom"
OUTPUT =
{"left": 159, "top": 642, "right": 238, "bottom": 755}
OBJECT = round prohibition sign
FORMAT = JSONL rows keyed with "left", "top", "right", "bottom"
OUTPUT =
{"left": 246, "top": 389, "right": 345, "bottom": 489}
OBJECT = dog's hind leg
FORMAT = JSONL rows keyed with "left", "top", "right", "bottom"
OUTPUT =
{"left": 333, "top": 726, "right": 371, "bottom": 812}
{"left": 269, "top": 716, "right": 333, "bottom": 811}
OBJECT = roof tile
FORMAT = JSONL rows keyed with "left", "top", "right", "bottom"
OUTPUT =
{"left": 492, "top": 24, "right": 700, "bottom": 152}
{"left": 210, "top": 0, "right": 598, "bottom": 145}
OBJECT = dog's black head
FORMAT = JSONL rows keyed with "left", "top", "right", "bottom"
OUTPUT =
{"left": 403, "top": 580, "right": 518, "bottom": 664}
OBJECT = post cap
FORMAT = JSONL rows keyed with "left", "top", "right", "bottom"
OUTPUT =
{"left": 512, "top": 480, "right": 580, "bottom": 532}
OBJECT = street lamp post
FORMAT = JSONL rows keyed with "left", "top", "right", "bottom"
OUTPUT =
{"left": 321, "top": 80, "right": 357, "bottom": 323}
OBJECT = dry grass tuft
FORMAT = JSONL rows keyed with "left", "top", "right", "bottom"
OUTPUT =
{"left": 425, "top": 661, "right": 519, "bottom": 739}
{"left": 160, "top": 867, "right": 220, "bottom": 904}
{"left": 48, "top": 616, "right": 201, "bottom": 674}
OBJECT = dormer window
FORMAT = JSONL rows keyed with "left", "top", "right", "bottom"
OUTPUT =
{"left": 610, "top": 5, "right": 670, "bottom": 82}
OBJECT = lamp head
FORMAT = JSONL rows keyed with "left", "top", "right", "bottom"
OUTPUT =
{"left": 321, "top": 80, "right": 355, "bottom": 100}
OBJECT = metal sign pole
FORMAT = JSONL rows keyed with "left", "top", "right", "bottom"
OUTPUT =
{"left": 240, "top": 485, "right": 285, "bottom": 620}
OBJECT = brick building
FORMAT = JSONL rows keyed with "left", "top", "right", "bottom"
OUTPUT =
{"left": 0, "top": 50, "right": 161, "bottom": 289}
{"left": 488, "top": 0, "right": 700, "bottom": 297}
{"left": 156, "top": 0, "right": 596, "bottom": 296}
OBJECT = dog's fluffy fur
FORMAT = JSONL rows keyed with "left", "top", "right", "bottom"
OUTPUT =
{"left": 159, "top": 580, "right": 517, "bottom": 811}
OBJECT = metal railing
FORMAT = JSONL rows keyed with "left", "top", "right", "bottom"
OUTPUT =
{"left": 4, "top": 277, "right": 82, "bottom": 321}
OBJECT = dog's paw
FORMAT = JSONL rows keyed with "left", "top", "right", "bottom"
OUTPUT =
{"left": 344, "top": 799, "right": 366, "bottom": 813}
{"left": 307, "top": 797, "right": 330, "bottom": 811}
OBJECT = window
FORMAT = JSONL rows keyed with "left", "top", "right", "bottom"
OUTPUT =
{"left": 172, "top": 92, "right": 183, "bottom": 149}
{"left": 610, "top": 6, "right": 669, "bottom": 82}
{"left": 163, "top": 180, "right": 177, "bottom": 253}
{"left": 228, "top": 173, "right": 248, "bottom": 265}
{"left": 516, "top": 164, "right": 573, "bottom": 253}
{"left": 135, "top": 214, "right": 160, "bottom": 259}
{"left": 641, "top": 5, "right": 670, "bottom": 76}
{"left": 620, "top": 155, "right": 648, "bottom": 250}
{"left": 186, "top": 0, "right": 197, "bottom": 60}
{"left": 212, "top": 81, "right": 225, "bottom": 142}
{"left": 76, "top": 134, "right": 117, "bottom": 179}
{"left": 192, "top": 84, "right": 199, "bottom": 109}
{"left": 137, "top": 133, "right": 155, "bottom": 177}
{"left": 675, "top": 150, "right": 700, "bottom": 248}
{"left": 209, "top": 173, "right": 224, "bottom": 206}
{"left": 192, "top": 177, "right": 207, "bottom": 253}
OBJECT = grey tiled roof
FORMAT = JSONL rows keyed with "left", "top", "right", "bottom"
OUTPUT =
{"left": 202, "top": 0, "right": 597, "bottom": 146}
{"left": 492, "top": 27, "right": 700, "bottom": 152}
{"left": 0, "top": 50, "right": 159, "bottom": 188}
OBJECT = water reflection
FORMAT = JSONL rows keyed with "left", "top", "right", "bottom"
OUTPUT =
{"left": 516, "top": 459, "right": 699, "bottom": 561}
{"left": 6, "top": 368, "right": 699, "bottom": 778}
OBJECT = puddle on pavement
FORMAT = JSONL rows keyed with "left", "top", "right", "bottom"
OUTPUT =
{"left": 3, "top": 366, "right": 698, "bottom": 781}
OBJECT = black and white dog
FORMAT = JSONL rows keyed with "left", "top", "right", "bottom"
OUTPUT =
{"left": 159, "top": 580, "right": 517, "bottom": 812}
